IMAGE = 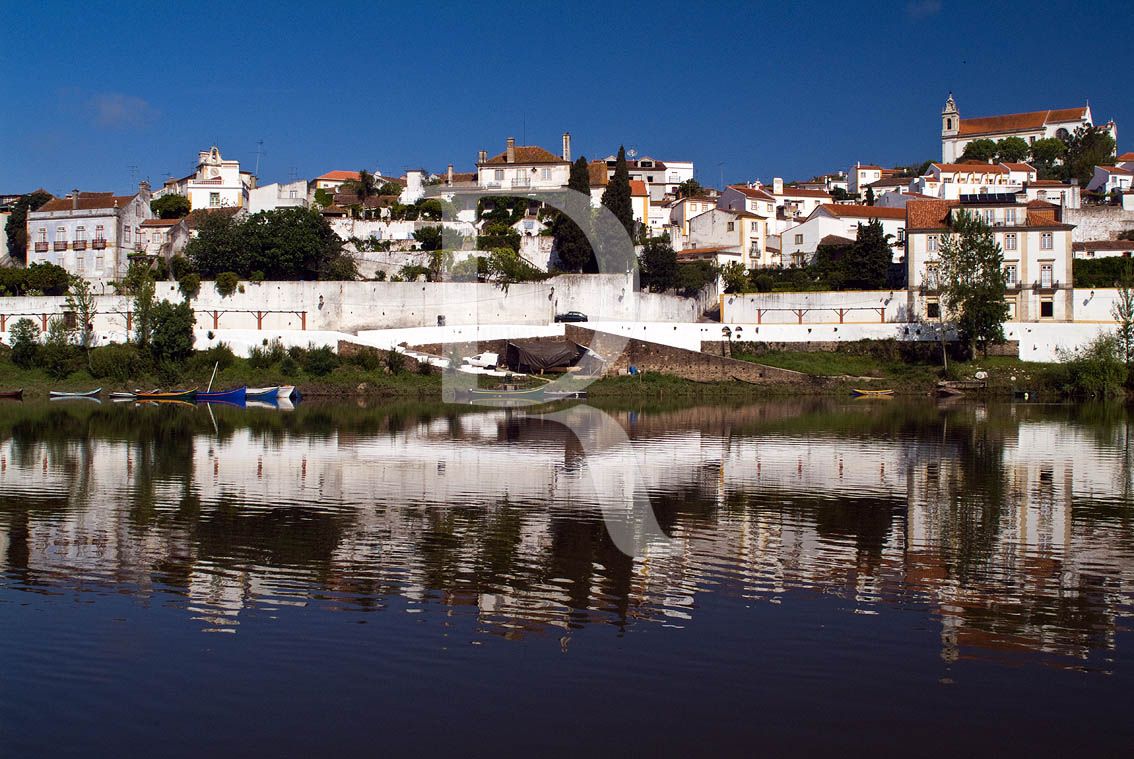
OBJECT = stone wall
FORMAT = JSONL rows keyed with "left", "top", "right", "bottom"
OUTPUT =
{"left": 1065, "top": 206, "right": 1134, "bottom": 242}
{"left": 706, "top": 338, "right": 1019, "bottom": 358}
{"left": 566, "top": 325, "right": 824, "bottom": 386}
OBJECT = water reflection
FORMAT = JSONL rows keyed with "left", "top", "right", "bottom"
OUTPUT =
{"left": 1, "top": 400, "right": 1133, "bottom": 667}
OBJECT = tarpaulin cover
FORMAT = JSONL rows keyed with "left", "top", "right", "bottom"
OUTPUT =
{"left": 506, "top": 340, "right": 583, "bottom": 371}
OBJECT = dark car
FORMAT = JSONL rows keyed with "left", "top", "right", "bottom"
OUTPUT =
{"left": 554, "top": 311, "right": 588, "bottom": 323}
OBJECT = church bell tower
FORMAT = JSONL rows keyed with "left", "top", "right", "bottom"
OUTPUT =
{"left": 941, "top": 93, "right": 959, "bottom": 162}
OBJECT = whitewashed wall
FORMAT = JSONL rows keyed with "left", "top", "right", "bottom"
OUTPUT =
{"left": 722, "top": 290, "right": 907, "bottom": 324}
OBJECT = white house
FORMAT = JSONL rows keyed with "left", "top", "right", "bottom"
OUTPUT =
{"left": 718, "top": 185, "right": 777, "bottom": 219}
{"left": 1086, "top": 165, "right": 1134, "bottom": 195}
{"left": 26, "top": 183, "right": 153, "bottom": 281}
{"left": 668, "top": 196, "right": 718, "bottom": 239}
{"left": 906, "top": 196, "right": 1075, "bottom": 322}
{"left": 768, "top": 179, "right": 832, "bottom": 220}
{"left": 687, "top": 208, "right": 768, "bottom": 268}
{"left": 848, "top": 163, "right": 896, "bottom": 196}
{"left": 138, "top": 218, "right": 190, "bottom": 266}
{"left": 1072, "top": 240, "right": 1134, "bottom": 259}
{"left": 477, "top": 136, "right": 571, "bottom": 191}
{"left": 247, "top": 180, "right": 310, "bottom": 214}
{"left": 940, "top": 92, "right": 1117, "bottom": 163}
{"left": 155, "top": 146, "right": 255, "bottom": 211}
{"left": 603, "top": 155, "right": 694, "bottom": 201}
{"left": 780, "top": 204, "right": 906, "bottom": 266}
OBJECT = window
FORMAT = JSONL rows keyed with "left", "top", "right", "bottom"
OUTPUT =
{"left": 1040, "top": 263, "right": 1053, "bottom": 288}
{"left": 95, "top": 257, "right": 103, "bottom": 270}
{"left": 1005, "top": 233, "right": 1017, "bottom": 250}
{"left": 1040, "top": 299, "right": 1054, "bottom": 318}
{"left": 494, "top": 169, "right": 504, "bottom": 181}
{"left": 37, "top": 228, "right": 46, "bottom": 242}
{"left": 928, "top": 234, "right": 939, "bottom": 252}
{"left": 897, "top": 228, "right": 905, "bottom": 242}
{"left": 984, "top": 209, "right": 994, "bottom": 225}
{"left": 927, "top": 300, "right": 940, "bottom": 319}
{"left": 1005, "top": 264, "right": 1017, "bottom": 285}
{"left": 727, "top": 222, "right": 735, "bottom": 232}
{"left": 124, "top": 226, "right": 131, "bottom": 243}
{"left": 646, "top": 175, "right": 654, "bottom": 182}
{"left": 1041, "top": 232, "right": 1053, "bottom": 250}
{"left": 1005, "top": 297, "right": 1017, "bottom": 320}
{"left": 1005, "top": 208, "right": 1016, "bottom": 224}
{"left": 794, "top": 234, "right": 804, "bottom": 244}
{"left": 750, "top": 222, "right": 759, "bottom": 232}
{"left": 209, "top": 192, "right": 220, "bottom": 207}
{"left": 946, "top": 118, "right": 953, "bottom": 130}
{"left": 95, "top": 224, "right": 104, "bottom": 240}
{"left": 57, "top": 226, "right": 65, "bottom": 239}
{"left": 140, "top": 232, "right": 147, "bottom": 245}
{"left": 75, "top": 226, "right": 85, "bottom": 241}
{"left": 77, "top": 256, "right": 84, "bottom": 270}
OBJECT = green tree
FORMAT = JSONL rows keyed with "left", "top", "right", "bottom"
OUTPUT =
{"left": 242, "top": 207, "right": 345, "bottom": 280}
{"left": 41, "top": 316, "right": 80, "bottom": 380}
{"left": 485, "top": 247, "right": 549, "bottom": 290}
{"left": 8, "top": 318, "right": 40, "bottom": 368}
{"left": 960, "top": 138, "right": 998, "bottom": 163}
{"left": 638, "top": 234, "right": 679, "bottom": 292}
{"left": 64, "top": 278, "right": 98, "bottom": 367}
{"left": 185, "top": 210, "right": 246, "bottom": 276}
{"left": 844, "top": 219, "right": 891, "bottom": 290}
{"left": 675, "top": 179, "right": 704, "bottom": 198}
{"left": 4, "top": 190, "right": 52, "bottom": 264}
{"left": 1030, "top": 138, "right": 1068, "bottom": 179}
{"left": 1064, "top": 124, "right": 1117, "bottom": 187}
{"left": 133, "top": 276, "right": 156, "bottom": 349}
{"left": 996, "top": 136, "right": 1031, "bottom": 163}
{"left": 553, "top": 156, "right": 596, "bottom": 272}
{"left": 720, "top": 261, "right": 749, "bottom": 293}
{"left": 601, "top": 145, "right": 636, "bottom": 244}
{"left": 378, "top": 181, "right": 403, "bottom": 197}
{"left": 1112, "top": 277, "right": 1134, "bottom": 366}
{"left": 149, "top": 300, "right": 196, "bottom": 363}
{"left": 864, "top": 186, "right": 875, "bottom": 206}
{"left": 343, "top": 170, "right": 380, "bottom": 207}
{"left": 150, "top": 194, "right": 191, "bottom": 219}
{"left": 414, "top": 225, "right": 443, "bottom": 251}
{"left": 936, "top": 210, "right": 1009, "bottom": 356}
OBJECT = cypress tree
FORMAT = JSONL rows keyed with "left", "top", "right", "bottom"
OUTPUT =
{"left": 553, "top": 156, "right": 595, "bottom": 272}
{"left": 601, "top": 145, "right": 635, "bottom": 240}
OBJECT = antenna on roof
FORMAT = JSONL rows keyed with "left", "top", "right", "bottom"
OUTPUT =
{"left": 254, "top": 139, "right": 264, "bottom": 178}
{"left": 627, "top": 148, "right": 638, "bottom": 160}
{"left": 127, "top": 165, "right": 138, "bottom": 190}
{"left": 288, "top": 166, "right": 298, "bottom": 182}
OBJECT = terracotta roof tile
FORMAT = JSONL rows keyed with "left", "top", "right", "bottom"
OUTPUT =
{"left": 677, "top": 245, "right": 736, "bottom": 257}
{"left": 1117, "top": 152, "right": 1134, "bottom": 162}
{"left": 727, "top": 184, "right": 776, "bottom": 202}
{"left": 1001, "top": 162, "right": 1036, "bottom": 172}
{"left": 818, "top": 204, "right": 906, "bottom": 219}
{"left": 778, "top": 186, "right": 833, "bottom": 198}
{"left": 1073, "top": 240, "right": 1134, "bottom": 252}
{"left": 932, "top": 163, "right": 1009, "bottom": 174}
{"left": 588, "top": 161, "right": 609, "bottom": 187}
{"left": 1027, "top": 209, "right": 1059, "bottom": 225}
{"left": 140, "top": 218, "right": 183, "bottom": 227}
{"left": 317, "top": 170, "right": 361, "bottom": 181}
{"left": 957, "top": 107, "right": 1087, "bottom": 136}
{"left": 855, "top": 164, "right": 882, "bottom": 170}
{"left": 480, "top": 146, "right": 568, "bottom": 165}
{"left": 1099, "top": 165, "right": 1133, "bottom": 175}
{"left": 629, "top": 180, "right": 648, "bottom": 196}
{"left": 37, "top": 192, "right": 135, "bottom": 213}
{"left": 906, "top": 199, "right": 955, "bottom": 230}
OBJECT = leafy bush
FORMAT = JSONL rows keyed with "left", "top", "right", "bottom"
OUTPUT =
{"left": 1058, "top": 333, "right": 1128, "bottom": 397}
{"left": 279, "top": 354, "right": 299, "bottom": 377}
{"left": 0, "top": 262, "right": 71, "bottom": 296}
{"left": 150, "top": 301, "right": 196, "bottom": 363}
{"left": 170, "top": 256, "right": 193, "bottom": 280}
{"left": 189, "top": 343, "right": 236, "bottom": 375}
{"left": 754, "top": 274, "right": 774, "bottom": 292}
{"left": 8, "top": 318, "right": 40, "bottom": 368}
{"left": 90, "top": 343, "right": 149, "bottom": 382}
{"left": 301, "top": 345, "right": 339, "bottom": 376}
{"left": 1073, "top": 257, "right": 1134, "bottom": 288}
{"left": 179, "top": 272, "right": 201, "bottom": 299}
{"left": 346, "top": 349, "right": 382, "bottom": 371}
{"left": 215, "top": 271, "right": 240, "bottom": 296}
{"left": 385, "top": 349, "right": 404, "bottom": 375}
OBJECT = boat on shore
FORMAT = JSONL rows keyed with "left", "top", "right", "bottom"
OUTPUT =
{"left": 49, "top": 388, "right": 101, "bottom": 399}
{"left": 851, "top": 388, "right": 895, "bottom": 398}
{"left": 109, "top": 391, "right": 137, "bottom": 401}
{"left": 0, "top": 389, "right": 22, "bottom": 400}
{"left": 197, "top": 387, "right": 247, "bottom": 405}
{"left": 464, "top": 385, "right": 546, "bottom": 403}
{"left": 247, "top": 386, "right": 279, "bottom": 399}
{"left": 135, "top": 389, "right": 197, "bottom": 401}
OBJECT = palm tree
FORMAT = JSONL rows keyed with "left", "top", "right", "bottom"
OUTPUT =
{"left": 343, "top": 169, "right": 380, "bottom": 217}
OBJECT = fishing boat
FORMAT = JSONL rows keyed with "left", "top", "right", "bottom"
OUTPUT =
{"left": 851, "top": 388, "right": 895, "bottom": 398}
{"left": 0, "top": 389, "right": 22, "bottom": 400}
{"left": 465, "top": 385, "right": 546, "bottom": 402}
{"left": 109, "top": 391, "right": 137, "bottom": 401}
{"left": 246, "top": 386, "right": 280, "bottom": 399}
{"left": 197, "top": 386, "right": 246, "bottom": 404}
{"left": 135, "top": 389, "right": 197, "bottom": 401}
{"left": 49, "top": 388, "right": 101, "bottom": 399}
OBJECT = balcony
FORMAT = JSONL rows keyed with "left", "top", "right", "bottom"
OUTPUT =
{"left": 34, "top": 242, "right": 49, "bottom": 253}
{"left": 53, "top": 241, "right": 68, "bottom": 252}
{"left": 73, "top": 240, "right": 87, "bottom": 251}
{"left": 92, "top": 239, "right": 107, "bottom": 250}
{"left": 511, "top": 178, "right": 532, "bottom": 189}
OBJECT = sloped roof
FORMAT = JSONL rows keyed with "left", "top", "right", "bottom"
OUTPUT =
{"left": 1073, "top": 240, "right": 1134, "bottom": 252}
{"left": 480, "top": 146, "right": 568, "bottom": 165}
{"left": 588, "top": 161, "right": 609, "bottom": 187}
{"left": 1117, "top": 152, "right": 1134, "bottom": 161}
{"left": 727, "top": 184, "right": 776, "bottom": 201}
{"left": 818, "top": 204, "right": 906, "bottom": 219}
{"left": 778, "top": 186, "right": 833, "bottom": 198}
{"left": 932, "top": 163, "right": 1010, "bottom": 174}
{"left": 906, "top": 199, "right": 954, "bottom": 230}
{"left": 37, "top": 192, "right": 135, "bottom": 213}
{"left": 818, "top": 234, "right": 855, "bottom": 247}
{"left": 140, "top": 218, "right": 184, "bottom": 227}
{"left": 677, "top": 245, "right": 736, "bottom": 257}
{"left": 629, "top": 180, "right": 648, "bottom": 196}
{"left": 1099, "top": 165, "right": 1133, "bottom": 175}
{"left": 1001, "top": 162, "right": 1036, "bottom": 172}
{"left": 317, "top": 170, "right": 360, "bottom": 181}
{"left": 957, "top": 106, "right": 1088, "bottom": 136}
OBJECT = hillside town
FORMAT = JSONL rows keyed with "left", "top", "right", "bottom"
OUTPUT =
{"left": 2, "top": 93, "right": 1133, "bottom": 373}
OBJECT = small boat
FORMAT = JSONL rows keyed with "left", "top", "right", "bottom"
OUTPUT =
{"left": 851, "top": 388, "right": 895, "bottom": 398}
{"left": 197, "top": 386, "right": 246, "bottom": 404}
{"left": 0, "top": 389, "right": 22, "bottom": 400}
{"left": 51, "top": 396, "right": 101, "bottom": 404}
{"left": 49, "top": 388, "right": 101, "bottom": 398}
{"left": 465, "top": 385, "right": 546, "bottom": 402}
{"left": 135, "top": 388, "right": 198, "bottom": 401}
{"left": 109, "top": 391, "right": 137, "bottom": 401}
{"left": 247, "top": 386, "right": 280, "bottom": 399}
{"left": 279, "top": 385, "right": 296, "bottom": 400}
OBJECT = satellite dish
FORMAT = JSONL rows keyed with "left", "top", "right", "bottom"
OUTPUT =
{"left": 627, "top": 148, "right": 638, "bottom": 159}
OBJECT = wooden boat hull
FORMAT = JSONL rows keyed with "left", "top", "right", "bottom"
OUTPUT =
{"left": 465, "top": 387, "right": 546, "bottom": 403}
{"left": 246, "top": 386, "right": 279, "bottom": 399}
{"left": 0, "top": 389, "right": 22, "bottom": 400}
{"left": 49, "top": 388, "right": 101, "bottom": 398}
{"left": 197, "top": 387, "right": 247, "bottom": 404}
{"left": 851, "top": 388, "right": 894, "bottom": 398}
{"left": 135, "top": 389, "right": 198, "bottom": 401}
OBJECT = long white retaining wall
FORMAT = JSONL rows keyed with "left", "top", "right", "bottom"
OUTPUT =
{"left": 721, "top": 290, "right": 910, "bottom": 324}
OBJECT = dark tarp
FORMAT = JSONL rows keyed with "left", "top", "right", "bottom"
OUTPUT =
{"left": 506, "top": 340, "right": 583, "bottom": 372}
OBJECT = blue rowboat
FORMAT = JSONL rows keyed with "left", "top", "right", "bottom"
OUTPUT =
{"left": 49, "top": 387, "right": 101, "bottom": 398}
{"left": 246, "top": 386, "right": 280, "bottom": 399}
{"left": 197, "top": 386, "right": 246, "bottom": 404}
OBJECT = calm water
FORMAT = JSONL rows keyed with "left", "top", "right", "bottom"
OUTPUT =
{"left": 2, "top": 398, "right": 1133, "bottom": 756}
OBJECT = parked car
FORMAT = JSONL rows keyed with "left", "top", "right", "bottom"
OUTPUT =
{"left": 462, "top": 352, "right": 498, "bottom": 369}
{"left": 554, "top": 311, "right": 588, "bottom": 323}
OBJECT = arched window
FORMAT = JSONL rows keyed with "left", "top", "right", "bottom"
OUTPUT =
{"left": 1055, "top": 128, "right": 1069, "bottom": 140}
{"left": 946, "top": 118, "right": 953, "bottom": 130}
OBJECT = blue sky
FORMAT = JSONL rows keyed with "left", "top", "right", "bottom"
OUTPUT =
{"left": 1, "top": 0, "right": 1128, "bottom": 197}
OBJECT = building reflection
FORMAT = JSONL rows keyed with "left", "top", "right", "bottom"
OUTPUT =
{"left": 1, "top": 401, "right": 1133, "bottom": 666}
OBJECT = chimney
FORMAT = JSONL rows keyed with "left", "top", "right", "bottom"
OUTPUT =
{"left": 139, "top": 180, "right": 151, "bottom": 198}
{"left": 773, "top": 177, "right": 783, "bottom": 195}
{"left": 478, "top": 149, "right": 487, "bottom": 164}
{"left": 72, "top": 190, "right": 79, "bottom": 211}
{"left": 447, "top": 164, "right": 454, "bottom": 185}
{"left": 562, "top": 132, "right": 571, "bottom": 162}
{"left": 506, "top": 137, "right": 515, "bottom": 163}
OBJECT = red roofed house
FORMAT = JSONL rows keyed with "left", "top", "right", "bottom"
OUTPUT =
{"left": 26, "top": 182, "right": 154, "bottom": 281}
{"left": 687, "top": 208, "right": 768, "bottom": 268}
{"left": 905, "top": 194, "right": 1075, "bottom": 322}
{"left": 781, "top": 204, "right": 906, "bottom": 267}
{"left": 476, "top": 135, "right": 571, "bottom": 191}
{"left": 154, "top": 146, "right": 255, "bottom": 211}
{"left": 849, "top": 163, "right": 886, "bottom": 196}
{"left": 940, "top": 92, "right": 1116, "bottom": 163}
{"left": 1085, "top": 165, "right": 1133, "bottom": 195}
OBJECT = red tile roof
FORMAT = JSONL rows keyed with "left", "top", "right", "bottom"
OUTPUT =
{"left": 480, "top": 146, "right": 568, "bottom": 165}
{"left": 1029, "top": 179, "right": 1070, "bottom": 186}
{"left": 37, "top": 192, "right": 135, "bottom": 213}
{"left": 1072, "top": 240, "right": 1134, "bottom": 252}
{"left": 1099, "top": 165, "right": 1133, "bottom": 175}
{"left": 317, "top": 170, "right": 361, "bottom": 181}
{"left": 1117, "top": 152, "right": 1134, "bottom": 162}
{"left": 629, "top": 180, "right": 648, "bottom": 196}
{"left": 1026, "top": 199, "right": 1058, "bottom": 208}
{"left": 855, "top": 165, "right": 882, "bottom": 170}
{"left": 818, "top": 204, "right": 906, "bottom": 219}
{"left": 140, "top": 218, "right": 183, "bottom": 227}
{"left": 1027, "top": 209, "right": 1059, "bottom": 225}
{"left": 727, "top": 184, "right": 776, "bottom": 201}
{"left": 957, "top": 107, "right": 1088, "bottom": 136}
{"left": 778, "top": 186, "right": 832, "bottom": 198}
{"left": 677, "top": 245, "right": 736, "bottom": 257}
{"left": 932, "top": 163, "right": 1010, "bottom": 174}
{"left": 906, "top": 199, "right": 955, "bottom": 230}
{"left": 588, "top": 161, "right": 608, "bottom": 187}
